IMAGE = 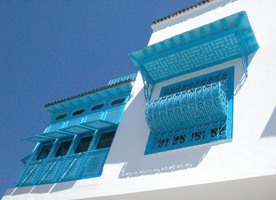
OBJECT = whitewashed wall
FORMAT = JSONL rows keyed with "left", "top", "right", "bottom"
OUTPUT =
{"left": 3, "top": 0, "right": 276, "bottom": 199}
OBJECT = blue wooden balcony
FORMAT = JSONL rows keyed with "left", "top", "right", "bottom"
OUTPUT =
{"left": 17, "top": 75, "right": 135, "bottom": 187}
{"left": 16, "top": 149, "right": 109, "bottom": 187}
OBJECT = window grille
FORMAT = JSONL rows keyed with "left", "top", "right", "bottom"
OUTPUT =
{"left": 145, "top": 67, "right": 234, "bottom": 154}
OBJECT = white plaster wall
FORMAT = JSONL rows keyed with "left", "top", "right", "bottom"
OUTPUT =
{"left": 3, "top": 0, "right": 276, "bottom": 199}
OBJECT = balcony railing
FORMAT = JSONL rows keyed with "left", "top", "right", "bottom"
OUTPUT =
{"left": 16, "top": 148, "right": 109, "bottom": 187}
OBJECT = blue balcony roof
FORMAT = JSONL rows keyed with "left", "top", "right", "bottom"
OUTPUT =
{"left": 23, "top": 105, "right": 125, "bottom": 142}
{"left": 129, "top": 11, "right": 259, "bottom": 84}
{"left": 22, "top": 134, "right": 56, "bottom": 142}
{"left": 22, "top": 127, "right": 92, "bottom": 142}
{"left": 45, "top": 79, "right": 133, "bottom": 115}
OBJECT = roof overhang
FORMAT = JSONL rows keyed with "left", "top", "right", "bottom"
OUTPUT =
{"left": 22, "top": 127, "right": 91, "bottom": 142}
{"left": 45, "top": 81, "right": 133, "bottom": 115}
{"left": 129, "top": 11, "right": 258, "bottom": 85}
{"left": 23, "top": 106, "right": 123, "bottom": 142}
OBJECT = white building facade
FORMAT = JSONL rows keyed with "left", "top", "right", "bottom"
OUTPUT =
{"left": 3, "top": 0, "right": 276, "bottom": 199}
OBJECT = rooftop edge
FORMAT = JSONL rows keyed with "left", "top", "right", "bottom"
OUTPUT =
{"left": 44, "top": 78, "right": 134, "bottom": 108}
{"left": 152, "top": 0, "right": 214, "bottom": 26}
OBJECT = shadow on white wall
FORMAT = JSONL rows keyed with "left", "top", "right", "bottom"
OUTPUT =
{"left": 261, "top": 106, "right": 276, "bottom": 138}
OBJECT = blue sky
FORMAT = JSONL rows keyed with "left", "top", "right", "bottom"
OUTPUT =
{"left": 0, "top": 0, "right": 200, "bottom": 196}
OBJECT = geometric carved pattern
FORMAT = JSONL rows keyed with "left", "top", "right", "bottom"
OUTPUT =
{"left": 129, "top": 11, "right": 259, "bottom": 92}
{"left": 144, "top": 34, "right": 240, "bottom": 82}
{"left": 145, "top": 67, "right": 234, "bottom": 154}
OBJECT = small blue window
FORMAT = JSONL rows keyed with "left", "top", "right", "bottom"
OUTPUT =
{"left": 72, "top": 109, "right": 85, "bottom": 116}
{"left": 91, "top": 103, "right": 105, "bottom": 111}
{"left": 37, "top": 143, "right": 53, "bottom": 160}
{"left": 96, "top": 131, "right": 116, "bottom": 149}
{"left": 56, "top": 113, "right": 67, "bottom": 120}
{"left": 55, "top": 140, "right": 72, "bottom": 157}
{"left": 75, "top": 136, "right": 93, "bottom": 153}
{"left": 111, "top": 98, "right": 125, "bottom": 106}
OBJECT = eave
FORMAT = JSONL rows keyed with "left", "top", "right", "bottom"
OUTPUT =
{"left": 129, "top": 11, "right": 258, "bottom": 86}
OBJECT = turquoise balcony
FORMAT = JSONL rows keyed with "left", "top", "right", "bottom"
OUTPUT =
{"left": 17, "top": 75, "right": 135, "bottom": 187}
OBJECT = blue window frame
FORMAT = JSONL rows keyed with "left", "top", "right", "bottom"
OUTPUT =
{"left": 55, "top": 140, "right": 72, "bottom": 157}
{"left": 111, "top": 97, "right": 126, "bottom": 106}
{"left": 72, "top": 109, "right": 85, "bottom": 116}
{"left": 91, "top": 103, "right": 105, "bottom": 111}
{"left": 36, "top": 143, "right": 53, "bottom": 160}
{"left": 55, "top": 113, "right": 67, "bottom": 121}
{"left": 96, "top": 131, "right": 116, "bottom": 149}
{"left": 75, "top": 135, "right": 93, "bottom": 153}
{"left": 145, "top": 67, "right": 234, "bottom": 154}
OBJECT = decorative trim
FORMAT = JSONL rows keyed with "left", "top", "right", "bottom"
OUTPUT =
{"left": 145, "top": 81, "right": 228, "bottom": 134}
{"left": 108, "top": 73, "right": 137, "bottom": 85}
{"left": 45, "top": 79, "right": 133, "bottom": 116}
{"left": 152, "top": 0, "right": 214, "bottom": 25}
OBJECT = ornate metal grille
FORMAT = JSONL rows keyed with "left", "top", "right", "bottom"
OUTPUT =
{"left": 145, "top": 67, "right": 234, "bottom": 154}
